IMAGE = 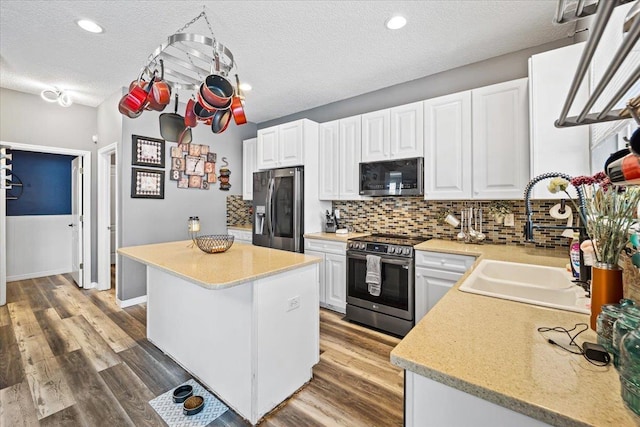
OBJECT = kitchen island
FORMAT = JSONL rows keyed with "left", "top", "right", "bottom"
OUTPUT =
{"left": 392, "top": 240, "right": 637, "bottom": 427}
{"left": 118, "top": 240, "right": 321, "bottom": 425}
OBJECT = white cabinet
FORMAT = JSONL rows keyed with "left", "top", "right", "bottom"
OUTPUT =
{"left": 423, "top": 91, "right": 472, "bottom": 199}
{"left": 228, "top": 227, "right": 252, "bottom": 244}
{"left": 529, "top": 42, "right": 590, "bottom": 199}
{"left": 257, "top": 119, "right": 308, "bottom": 169}
{"left": 361, "top": 109, "right": 389, "bottom": 162}
{"left": 361, "top": 102, "right": 423, "bottom": 162}
{"left": 414, "top": 251, "right": 476, "bottom": 321}
{"left": 242, "top": 138, "right": 257, "bottom": 200}
{"left": 304, "top": 239, "right": 347, "bottom": 313}
{"left": 471, "top": 78, "right": 530, "bottom": 200}
{"left": 390, "top": 101, "right": 424, "bottom": 159}
{"left": 319, "top": 116, "right": 363, "bottom": 200}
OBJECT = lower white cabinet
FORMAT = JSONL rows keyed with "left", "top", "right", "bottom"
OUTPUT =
{"left": 415, "top": 251, "right": 476, "bottom": 321}
{"left": 228, "top": 227, "right": 252, "bottom": 244}
{"left": 304, "top": 239, "right": 347, "bottom": 313}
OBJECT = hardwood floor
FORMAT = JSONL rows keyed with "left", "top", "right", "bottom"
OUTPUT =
{"left": 0, "top": 273, "right": 403, "bottom": 426}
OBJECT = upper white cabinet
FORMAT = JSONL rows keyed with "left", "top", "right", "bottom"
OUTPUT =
{"left": 424, "top": 78, "right": 529, "bottom": 200}
{"left": 319, "top": 116, "right": 363, "bottom": 200}
{"left": 529, "top": 42, "right": 590, "bottom": 199}
{"left": 471, "top": 78, "right": 530, "bottom": 200}
{"left": 361, "top": 109, "right": 390, "bottom": 162}
{"left": 361, "top": 101, "right": 423, "bottom": 162}
{"left": 242, "top": 138, "right": 257, "bottom": 200}
{"left": 423, "top": 91, "right": 472, "bottom": 199}
{"left": 257, "top": 119, "right": 309, "bottom": 169}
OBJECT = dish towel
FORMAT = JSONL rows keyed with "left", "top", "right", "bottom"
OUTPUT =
{"left": 365, "top": 254, "right": 382, "bottom": 296}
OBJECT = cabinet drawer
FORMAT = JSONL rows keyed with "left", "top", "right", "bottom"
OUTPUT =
{"left": 415, "top": 250, "right": 476, "bottom": 273}
{"left": 304, "top": 238, "right": 346, "bottom": 255}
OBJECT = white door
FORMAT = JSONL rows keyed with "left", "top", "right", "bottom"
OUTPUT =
{"left": 424, "top": 91, "right": 472, "bottom": 200}
{"left": 339, "top": 116, "right": 362, "bottom": 200}
{"left": 70, "top": 156, "right": 83, "bottom": 287}
{"left": 242, "top": 138, "right": 257, "bottom": 201}
{"left": 471, "top": 78, "right": 530, "bottom": 199}
{"left": 257, "top": 126, "right": 279, "bottom": 169}
{"left": 318, "top": 121, "right": 340, "bottom": 200}
{"left": 0, "top": 146, "right": 7, "bottom": 305}
{"left": 110, "top": 164, "right": 116, "bottom": 264}
{"left": 304, "top": 249, "right": 326, "bottom": 305}
{"left": 361, "top": 109, "right": 390, "bottom": 162}
{"left": 415, "top": 267, "right": 461, "bottom": 322}
{"left": 325, "top": 253, "right": 347, "bottom": 312}
{"left": 390, "top": 101, "right": 424, "bottom": 159}
{"left": 278, "top": 121, "right": 304, "bottom": 167}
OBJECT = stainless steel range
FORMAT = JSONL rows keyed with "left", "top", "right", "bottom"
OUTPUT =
{"left": 345, "top": 234, "right": 427, "bottom": 337}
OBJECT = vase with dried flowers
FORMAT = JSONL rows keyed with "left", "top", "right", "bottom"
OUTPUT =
{"left": 548, "top": 172, "right": 640, "bottom": 329}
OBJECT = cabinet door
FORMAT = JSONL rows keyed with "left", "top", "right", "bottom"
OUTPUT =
{"left": 325, "top": 253, "right": 347, "bottom": 313}
{"left": 339, "top": 116, "right": 362, "bottom": 200}
{"left": 424, "top": 92, "right": 472, "bottom": 200}
{"left": 391, "top": 101, "right": 424, "bottom": 159}
{"left": 257, "top": 127, "right": 279, "bottom": 170}
{"left": 305, "top": 249, "right": 326, "bottom": 305}
{"left": 472, "top": 78, "right": 530, "bottom": 200}
{"left": 242, "top": 138, "right": 257, "bottom": 200}
{"left": 361, "top": 109, "right": 390, "bottom": 162}
{"left": 319, "top": 121, "right": 340, "bottom": 200}
{"left": 529, "top": 43, "right": 590, "bottom": 199}
{"left": 278, "top": 121, "right": 304, "bottom": 167}
{"left": 415, "top": 267, "right": 462, "bottom": 321}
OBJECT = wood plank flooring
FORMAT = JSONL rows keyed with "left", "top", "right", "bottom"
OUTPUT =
{"left": 0, "top": 272, "right": 403, "bottom": 426}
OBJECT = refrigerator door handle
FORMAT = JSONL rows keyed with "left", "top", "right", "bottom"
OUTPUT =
{"left": 267, "top": 177, "right": 275, "bottom": 238}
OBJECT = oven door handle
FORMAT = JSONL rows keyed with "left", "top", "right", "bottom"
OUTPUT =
{"left": 347, "top": 252, "right": 412, "bottom": 267}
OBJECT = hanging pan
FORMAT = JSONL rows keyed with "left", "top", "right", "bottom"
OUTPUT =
{"left": 231, "top": 74, "right": 247, "bottom": 125}
{"left": 159, "top": 93, "right": 192, "bottom": 143}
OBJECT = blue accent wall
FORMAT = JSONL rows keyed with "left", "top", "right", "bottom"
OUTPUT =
{"left": 7, "top": 151, "right": 74, "bottom": 216}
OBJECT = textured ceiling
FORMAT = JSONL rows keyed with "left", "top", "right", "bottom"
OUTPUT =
{"left": 0, "top": 1, "right": 573, "bottom": 123}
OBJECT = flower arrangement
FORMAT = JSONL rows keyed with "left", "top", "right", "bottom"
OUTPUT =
{"left": 488, "top": 201, "right": 512, "bottom": 223}
{"left": 548, "top": 172, "right": 640, "bottom": 266}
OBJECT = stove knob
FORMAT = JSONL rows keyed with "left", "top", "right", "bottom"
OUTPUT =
{"left": 389, "top": 246, "right": 396, "bottom": 254}
{"left": 348, "top": 242, "right": 353, "bottom": 249}
{"left": 359, "top": 243, "right": 366, "bottom": 250}
{"left": 403, "top": 247, "right": 411, "bottom": 255}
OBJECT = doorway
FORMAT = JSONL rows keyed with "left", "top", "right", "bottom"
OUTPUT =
{"left": 0, "top": 141, "right": 91, "bottom": 303}
{"left": 98, "top": 143, "right": 117, "bottom": 292}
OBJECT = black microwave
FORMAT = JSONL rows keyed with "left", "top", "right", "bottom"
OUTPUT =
{"left": 359, "top": 157, "right": 424, "bottom": 197}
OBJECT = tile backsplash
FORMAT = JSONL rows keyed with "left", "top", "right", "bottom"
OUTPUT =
{"left": 227, "top": 195, "right": 574, "bottom": 249}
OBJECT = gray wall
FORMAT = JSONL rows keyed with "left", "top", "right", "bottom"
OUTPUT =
{"left": 107, "top": 92, "right": 257, "bottom": 300}
{"left": 0, "top": 87, "right": 100, "bottom": 280}
{"left": 259, "top": 39, "right": 572, "bottom": 128}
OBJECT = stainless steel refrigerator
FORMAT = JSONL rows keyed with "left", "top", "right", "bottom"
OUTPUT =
{"left": 252, "top": 167, "right": 304, "bottom": 253}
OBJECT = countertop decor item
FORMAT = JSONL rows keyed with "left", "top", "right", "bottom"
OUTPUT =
{"left": 619, "top": 325, "right": 640, "bottom": 416}
{"left": 195, "top": 234, "right": 234, "bottom": 254}
{"left": 613, "top": 302, "right": 640, "bottom": 368}
{"left": 488, "top": 201, "right": 512, "bottom": 224}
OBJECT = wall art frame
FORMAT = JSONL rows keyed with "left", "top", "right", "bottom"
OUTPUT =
{"left": 132, "top": 135, "right": 165, "bottom": 168}
{"left": 131, "top": 167, "right": 165, "bottom": 199}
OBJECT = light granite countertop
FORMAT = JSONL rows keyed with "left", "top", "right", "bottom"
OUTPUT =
{"left": 304, "top": 232, "right": 370, "bottom": 242}
{"left": 118, "top": 240, "right": 321, "bottom": 290}
{"left": 392, "top": 239, "right": 637, "bottom": 427}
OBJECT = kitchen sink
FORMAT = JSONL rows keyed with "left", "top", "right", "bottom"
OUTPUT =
{"left": 459, "top": 259, "right": 589, "bottom": 314}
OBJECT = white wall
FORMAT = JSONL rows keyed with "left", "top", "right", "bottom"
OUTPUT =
{"left": 0, "top": 88, "right": 99, "bottom": 281}
{"left": 6, "top": 215, "right": 73, "bottom": 281}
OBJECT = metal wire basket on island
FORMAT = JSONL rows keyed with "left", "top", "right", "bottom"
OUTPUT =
{"left": 195, "top": 235, "right": 234, "bottom": 253}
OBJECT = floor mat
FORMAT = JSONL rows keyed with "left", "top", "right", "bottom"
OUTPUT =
{"left": 149, "top": 379, "right": 229, "bottom": 427}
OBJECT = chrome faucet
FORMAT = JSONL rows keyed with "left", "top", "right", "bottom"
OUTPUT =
{"left": 523, "top": 172, "right": 591, "bottom": 288}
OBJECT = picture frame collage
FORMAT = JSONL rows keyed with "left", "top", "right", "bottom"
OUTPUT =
{"left": 131, "top": 135, "right": 165, "bottom": 199}
{"left": 170, "top": 142, "right": 217, "bottom": 190}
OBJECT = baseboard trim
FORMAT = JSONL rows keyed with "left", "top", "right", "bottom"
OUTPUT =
{"left": 117, "top": 295, "right": 147, "bottom": 308}
{"left": 7, "top": 269, "right": 71, "bottom": 282}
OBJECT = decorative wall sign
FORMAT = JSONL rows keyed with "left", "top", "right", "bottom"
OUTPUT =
{"left": 218, "top": 157, "right": 231, "bottom": 191}
{"left": 132, "top": 135, "right": 165, "bottom": 168}
{"left": 170, "top": 143, "right": 217, "bottom": 190}
{"left": 131, "top": 168, "right": 165, "bottom": 199}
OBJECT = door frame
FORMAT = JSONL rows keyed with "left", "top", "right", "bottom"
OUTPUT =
{"left": 97, "top": 142, "right": 118, "bottom": 291}
{"left": 0, "top": 141, "right": 92, "bottom": 292}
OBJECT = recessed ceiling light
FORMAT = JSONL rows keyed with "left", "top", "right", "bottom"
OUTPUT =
{"left": 239, "top": 82, "right": 252, "bottom": 92}
{"left": 385, "top": 15, "right": 407, "bottom": 30}
{"left": 76, "top": 19, "right": 104, "bottom": 34}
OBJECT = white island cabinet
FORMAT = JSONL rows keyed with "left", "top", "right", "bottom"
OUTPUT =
{"left": 118, "top": 241, "right": 321, "bottom": 425}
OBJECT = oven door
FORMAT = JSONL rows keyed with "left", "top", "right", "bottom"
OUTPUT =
{"left": 346, "top": 251, "right": 414, "bottom": 321}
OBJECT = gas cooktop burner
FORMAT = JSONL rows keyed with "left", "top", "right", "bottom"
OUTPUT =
{"left": 347, "top": 234, "right": 427, "bottom": 257}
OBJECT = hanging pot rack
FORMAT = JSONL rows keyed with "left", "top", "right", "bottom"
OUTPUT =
{"left": 553, "top": 0, "right": 640, "bottom": 128}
